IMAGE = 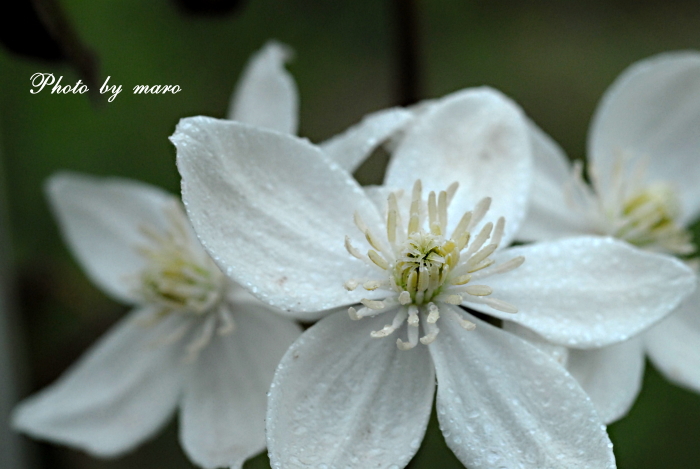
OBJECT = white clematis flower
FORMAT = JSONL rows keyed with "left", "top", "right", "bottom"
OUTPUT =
{"left": 174, "top": 86, "right": 695, "bottom": 469}
{"left": 10, "top": 42, "right": 315, "bottom": 468}
{"left": 517, "top": 51, "right": 700, "bottom": 423}
{"left": 12, "top": 173, "right": 301, "bottom": 469}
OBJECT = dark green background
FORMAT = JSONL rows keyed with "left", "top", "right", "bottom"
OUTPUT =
{"left": 2, "top": 0, "right": 700, "bottom": 468}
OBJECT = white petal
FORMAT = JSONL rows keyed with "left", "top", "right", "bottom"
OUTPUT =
{"left": 567, "top": 337, "right": 645, "bottom": 424}
{"left": 429, "top": 309, "right": 615, "bottom": 469}
{"left": 517, "top": 121, "right": 594, "bottom": 241}
{"left": 502, "top": 321, "right": 569, "bottom": 366}
{"left": 267, "top": 309, "right": 435, "bottom": 469}
{"left": 646, "top": 284, "right": 700, "bottom": 392}
{"left": 180, "top": 302, "right": 301, "bottom": 469}
{"left": 227, "top": 41, "right": 299, "bottom": 135}
{"left": 476, "top": 236, "right": 696, "bottom": 348}
{"left": 320, "top": 107, "right": 413, "bottom": 173}
{"left": 173, "top": 117, "right": 384, "bottom": 319}
{"left": 12, "top": 308, "right": 185, "bottom": 457}
{"left": 589, "top": 52, "right": 700, "bottom": 223}
{"left": 385, "top": 87, "right": 532, "bottom": 245}
{"left": 46, "top": 172, "right": 177, "bottom": 304}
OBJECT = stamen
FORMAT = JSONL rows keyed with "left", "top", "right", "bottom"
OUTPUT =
{"left": 420, "top": 320, "right": 439, "bottom": 345}
{"left": 438, "top": 190, "right": 448, "bottom": 233}
{"left": 348, "top": 307, "right": 361, "bottom": 320}
{"left": 407, "top": 305, "right": 419, "bottom": 326}
{"left": 353, "top": 211, "right": 368, "bottom": 233}
{"left": 186, "top": 315, "right": 216, "bottom": 360}
{"left": 451, "top": 274, "right": 471, "bottom": 285}
{"left": 467, "top": 197, "right": 492, "bottom": 231}
{"left": 399, "top": 291, "right": 412, "bottom": 304}
{"left": 467, "top": 243, "right": 498, "bottom": 270}
{"left": 397, "top": 322, "right": 419, "bottom": 350}
{"left": 451, "top": 211, "right": 473, "bottom": 244}
{"left": 344, "top": 236, "right": 365, "bottom": 261}
{"left": 446, "top": 182, "right": 459, "bottom": 205}
{"left": 361, "top": 299, "right": 386, "bottom": 310}
{"left": 470, "top": 256, "right": 525, "bottom": 279}
{"left": 426, "top": 302, "right": 440, "bottom": 323}
{"left": 154, "top": 322, "right": 191, "bottom": 346}
{"left": 363, "top": 280, "right": 387, "bottom": 291}
{"left": 464, "top": 285, "right": 493, "bottom": 296}
{"left": 368, "top": 250, "right": 389, "bottom": 270}
{"left": 466, "top": 296, "right": 518, "bottom": 314}
{"left": 447, "top": 308, "right": 477, "bottom": 331}
{"left": 388, "top": 192, "right": 405, "bottom": 244}
{"left": 354, "top": 306, "right": 382, "bottom": 318}
{"left": 463, "top": 223, "right": 493, "bottom": 259}
{"left": 442, "top": 294, "right": 463, "bottom": 305}
{"left": 387, "top": 210, "right": 397, "bottom": 245}
{"left": 491, "top": 217, "right": 505, "bottom": 247}
{"left": 364, "top": 229, "right": 385, "bottom": 252}
{"left": 428, "top": 191, "right": 438, "bottom": 234}
{"left": 370, "top": 309, "right": 409, "bottom": 338}
{"left": 217, "top": 308, "right": 235, "bottom": 335}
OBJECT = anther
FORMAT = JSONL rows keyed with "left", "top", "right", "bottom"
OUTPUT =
{"left": 468, "top": 197, "right": 492, "bottom": 231}
{"left": 426, "top": 303, "right": 440, "bottom": 324}
{"left": 361, "top": 299, "right": 386, "bottom": 310}
{"left": 464, "top": 285, "right": 493, "bottom": 296}
{"left": 368, "top": 250, "right": 389, "bottom": 270}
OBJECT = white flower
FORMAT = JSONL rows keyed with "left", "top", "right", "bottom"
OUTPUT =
{"left": 11, "top": 173, "right": 301, "bottom": 469}
{"left": 11, "top": 39, "right": 309, "bottom": 469}
{"left": 517, "top": 51, "right": 700, "bottom": 424}
{"left": 173, "top": 86, "right": 695, "bottom": 469}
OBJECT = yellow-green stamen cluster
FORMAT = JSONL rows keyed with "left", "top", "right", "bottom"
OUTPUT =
{"left": 344, "top": 180, "right": 524, "bottom": 350}
{"left": 134, "top": 202, "right": 233, "bottom": 359}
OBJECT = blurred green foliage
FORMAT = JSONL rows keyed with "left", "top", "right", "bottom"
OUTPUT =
{"left": 2, "top": 0, "right": 700, "bottom": 468}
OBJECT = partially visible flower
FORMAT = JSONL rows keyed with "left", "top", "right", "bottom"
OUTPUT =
{"left": 12, "top": 173, "right": 301, "bottom": 469}
{"left": 517, "top": 51, "right": 700, "bottom": 423}
{"left": 12, "top": 41, "right": 316, "bottom": 468}
{"left": 174, "top": 87, "right": 695, "bottom": 469}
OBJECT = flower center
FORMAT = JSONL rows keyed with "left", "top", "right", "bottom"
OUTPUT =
{"left": 133, "top": 202, "right": 234, "bottom": 360}
{"left": 344, "top": 180, "right": 524, "bottom": 350}
{"left": 612, "top": 183, "right": 693, "bottom": 255}
{"left": 583, "top": 153, "right": 696, "bottom": 256}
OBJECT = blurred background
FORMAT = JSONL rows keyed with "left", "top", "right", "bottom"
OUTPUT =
{"left": 2, "top": 0, "right": 700, "bottom": 468}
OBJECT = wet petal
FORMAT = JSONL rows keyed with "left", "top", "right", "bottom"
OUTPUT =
{"left": 267, "top": 309, "right": 435, "bottom": 469}
{"left": 517, "top": 121, "right": 594, "bottom": 241}
{"left": 46, "top": 172, "right": 176, "bottom": 304}
{"left": 567, "top": 337, "right": 645, "bottom": 424}
{"left": 385, "top": 87, "right": 532, "bottom": 245}
{"left": 174, "top": 117, "right": 384, "bottom": 319}
{"left": 646, "top": 285, "right": 700, "bottom": 392}
{"left": 227, "top": 41, "right": 298, "bottom": 135}
{"left": 320, "top": 107, "right": 413, "bottom": 173}
{"left": 478, "top": 236, "right": 696, "bottom": 348}
{"left": 12, "top": 308, "right": 185, "bottom": 457}
{"left": 180, "top": 302, "right": 301, "bottom": 469}
{"left": 429, "top": 309, "right": 615, "bottom": 469}
{"left": 589, "top": 52, "right": 700, "bottom": 223}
